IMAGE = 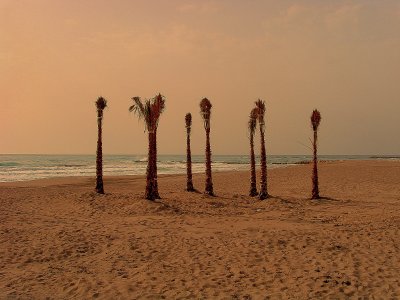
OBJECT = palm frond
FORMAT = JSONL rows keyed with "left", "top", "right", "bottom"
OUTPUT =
{"left": 151, "top": 93, "right": 166, "bottom": 127}
{"left": 200, "top": 98, "right": 212, "bottom": 131}
{"left": 200, "top": 98, "right": 212, "bottom": 113}
{"left": 96, "top": 97, "right": 107, "bottom": 110}
{"left": 200, "top": 98, "right": 212, "bottom": 121}
{"left": 129, "top": 96, "right": 143, "bottom": 114}
{"left": 311, "top": 109, "right": 321, "bottom": 131}
{"left": 296, "top": 140, "right": 313, "bottom": 151}
{"left": 143, "top": 100, "right": 152, "bottom": 132}
{"left": 248, "top": 108, "right": 257, "bottom": 135}
{"left": 255, "top": 99, "right": 266, "bottom": 123}
{"left": 185, "top": 113, "right": 192, "bottom": 127}
{"left": 130, "top": 96, "right": 153, "bottom": 132}
{"left": 154, "top": 93, "right": 166, "bottom": 114}
{"left": 254, "top": 99, "right": 266, "bottom": 133}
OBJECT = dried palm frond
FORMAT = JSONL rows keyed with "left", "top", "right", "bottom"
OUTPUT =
{"left": 311, "top": 109, "right": 321, "bottom": 131}
{"left": 255, "top": 99, "right": 266, "bottom": 133}
{"left": 129, "top": 96, "right": 152, "bottom": 132}
{"left": 185, "top": 113, "right": 192, "bottom": 128}
{"left": 129, "top": 96, "right": 143, "bottom": 113}
{"left": 255, "top": 99, "right": 265, "bottom": 122}
{"left": 200, "top": 98, "right": 212, "bottom": 118}
{"left": 200, "top": 98, "right": 212, "bottom": 130}
{"left": 248, "top": 108, "right": 257, "bottom": 136}
{"left": 151, "top": 93, "right": 166, "bottom": 129}
{"left": 95, "top": 97, "right": 107, "bottom": 110}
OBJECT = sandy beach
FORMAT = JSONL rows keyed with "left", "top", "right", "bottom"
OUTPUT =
{"left": 0, "top": 160, "right": 399, "bottom": 299}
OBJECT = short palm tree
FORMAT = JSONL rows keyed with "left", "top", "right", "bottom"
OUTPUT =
{"left": 255, "top": 99, "right": 269, "bottom": 200}
{"left": 248, "top": 108, "right": 258, "bottom": 197}
{"left": 311, "top": 109, "right": 322, "bottom": 199}
{"left": 185, "top": 113, "right": 195, "bottom": 192}
{"left": 95, "top": 96, "right": 107, "bottom": 194}
{"left": 130, "top": 97, "right": 153, "bottom": 199}
{"left": 200, "top": 98, "right": 214, "bottom": 196}
{"left": 129, "top": 94, "right": 166, "bottom": 200}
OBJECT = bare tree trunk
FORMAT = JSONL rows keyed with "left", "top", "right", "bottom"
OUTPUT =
{"left": 312, "top": 130, "right": 320, "bottom": 199}
{"left": 95, "top": 110, "right": 104, "bottom": 194}
{"left": 152, "top": 128, "right": 160, "bottom": 199}
{"left": 145, "top": 132, "right": 155, "bottom": 200}
{"left": 205, "top": 128, "right": 214, "bottom": 196}
{"left": 249, "top": 133, "right": 258, "bottom": 197}
{"left": 186, "top": 126, "right": 194, "bottom": 192}
{"left": 259, "top": 130, "right": 268, "bottom": 200}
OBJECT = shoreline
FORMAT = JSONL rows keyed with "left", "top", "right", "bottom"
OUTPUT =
{"left": 1, "top": 155, "right": 399, "bottom": 184}
{"left": 0, "top": 159, "right": 396, "bottom": 187}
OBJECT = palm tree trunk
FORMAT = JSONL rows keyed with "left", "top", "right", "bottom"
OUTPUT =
{"left": 249, "top": 133, "right": 258, "bottom": 197}
{"left": 95, "top": 110, "right": 104, "bottom": 194}
{"left": 186, "top": 127, "right": 194, "bottom": 192}
{"left": 259, "top": 130, "right": 268, "bottom": 200}
{"left": 312, "top": 130, "right": 320, "bottom": 199}
{"left": 145, "top": 131, "right": 154, "bottom": 200}
{"left": 205, "top": 128, "right": 214, "bottom": 196}
{"left": 152, "top": 128, "right": 160, "bottom": 199}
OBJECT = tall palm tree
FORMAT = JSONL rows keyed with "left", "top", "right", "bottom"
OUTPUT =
{"left": 248, "top": 108, "right": 258, "bottom": 197}
{"left": 129, "top": 94, "right": 165, "bottom": 200}
{"left": 200, "top": 98, "right": 214, "bottom": 196}
{"left": 255, "top": 99, "right": 269, "bottom": 200}
{"left": 185, "top": 113, "right": 195, "bottom": 192}
{"left": 95, "top": 96, "right": 107, "bottom": 194}
{"left": 311, "top": 109, "right": 322, "bottom": 199}
{"left": 151, "top": 94, "right": 166, "bottom": 199}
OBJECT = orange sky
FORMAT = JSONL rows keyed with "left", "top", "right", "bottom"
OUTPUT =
{"left": 1, "top": 0, "right": 399, "bottom": 155}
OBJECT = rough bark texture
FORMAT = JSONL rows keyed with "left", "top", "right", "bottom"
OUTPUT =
{"left": 186, "top": 126, "right": 195, "bottom": 192}
{"left": 259, "top": 129, "right": 269, "bottom": 200}
{"left": 95, "top": 110, "right": 104, "bottom": 194}
{"left": 130, "top": 94, "right": 165, "bottom": 201}
{"left": 152, "top": 129, "right": 160, "bottom": 199}
{"left": 145, "top": 132, "right": 155, "bottom": 200}
{"left": 249, "top": 133, "right": 258, "bottom": 197}
{"left": 312, "top": 130, "right": 320, "bottom": 199}
{"left": 205, "top": 128, "right": 214, "bottom": 196}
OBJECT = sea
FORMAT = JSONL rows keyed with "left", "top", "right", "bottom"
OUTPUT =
{"left": 0, "top": 154, "right": 398, "bottom": 183}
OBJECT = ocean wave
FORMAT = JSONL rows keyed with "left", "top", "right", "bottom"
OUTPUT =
{"left": 0, "top": 154, "right": 385, "bottom": 182}
{"left": 0, "top": 162, "right": 20, "bottom": 167}
{"left": 369, "top": 156, "right": 400, "bottom": 160}
{"left": 57, "top": 164, "right": 88, "bottom": 167}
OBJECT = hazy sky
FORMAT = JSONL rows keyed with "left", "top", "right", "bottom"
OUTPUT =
{"left": 1, "top": 0, "right": 399, "bottom": 155}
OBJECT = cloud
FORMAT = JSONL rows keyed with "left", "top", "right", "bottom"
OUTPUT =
{"left": 64, "top": 18, "right": 79, "bottom": 27}
{"left": 324, "top": 4, "right": 362, "bottom": 31}
{"left": 260, "top": 2, "right": 365, "bottom": 42}
{"left": 284, "top": 3, "right": 309, "bottom": 22}
{"left": 397, "top": 3, "right": 400, "bottom": 18}
{"left": 177, "top": 1, "right": 220, "bottom": 14}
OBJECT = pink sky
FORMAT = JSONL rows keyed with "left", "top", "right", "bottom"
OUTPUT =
{"left": 1, "top": 0, "right": 399, "bottom": 155}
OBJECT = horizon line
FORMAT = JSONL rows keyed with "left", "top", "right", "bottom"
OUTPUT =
{"left": 1, "top": 153, "right": 399, "bottom": 157}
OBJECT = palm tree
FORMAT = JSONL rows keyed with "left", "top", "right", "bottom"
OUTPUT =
{"left": 200, "top": 98, "right": 214, "bottom": 196}
{"left": 130, "top": 97, "right": 153, "bottom": 200}
{"left": 129, "top": 94, "right": 165, "bottom": 200}
{"left": 255, "top": 99, "right": 269, "bottom": 200}
{"left": 95, "top": 96, "right": 107, "bottom": 194}
{"left": 151, "top": 94, "right": 166, "bottom": 199}
{"left": 311, "top": 109, "right": 322, "bottom": 199}
{"left": 185, "top": 113, "right": 195, "bottom": 192}
{"left": 248, "top": 108, "right": 258, "bottom": 197}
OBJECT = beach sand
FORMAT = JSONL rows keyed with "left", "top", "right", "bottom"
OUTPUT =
{"left": 0, "top": 160, "right": 399, "bottom": 299}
